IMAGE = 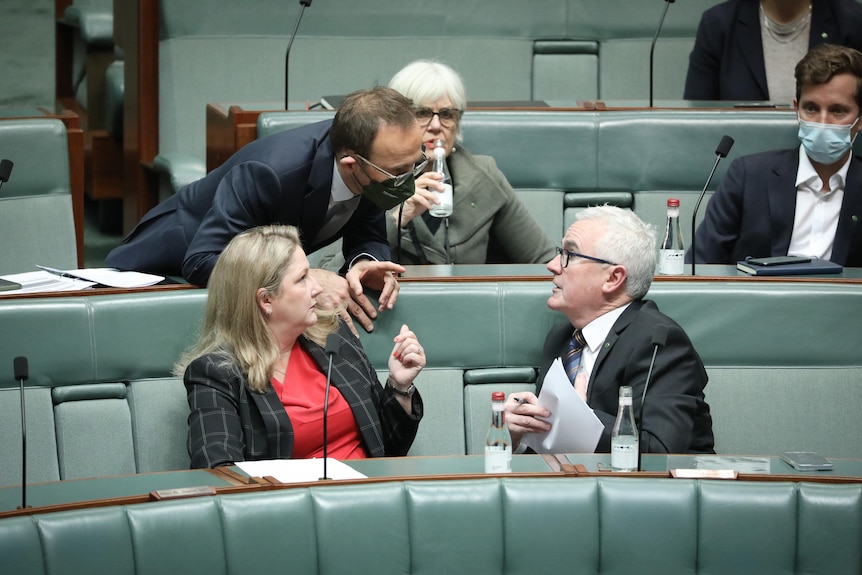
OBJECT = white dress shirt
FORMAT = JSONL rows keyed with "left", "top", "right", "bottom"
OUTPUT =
{"left": 787, "top": 146, "right": 850, "bottom": 261}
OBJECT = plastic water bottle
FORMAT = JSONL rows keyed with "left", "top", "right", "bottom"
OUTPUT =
{"left": 658, "top": 198, "right": 685, "bottom": 275}
{"left": 611, "top": 386, "right": 639, "bottom": 472}
{"left": 428, "top": 138, "right": 453, "bottom": 217}
{"left": 485, "top": 391, "right": 512, "bottom": 473}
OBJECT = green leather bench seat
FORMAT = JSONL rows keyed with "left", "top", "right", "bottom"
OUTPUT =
{"left": 1, "top": 277, "right": 860, "bottom": 485}
{"left": 61, "top": 0, "right": 115, "bottom": 129}
{"left": 0, "top": 118, "right": 78, "bottom": 275}
{"left": 256, "top": 108, "right": 801, "bottom": 243}
{"left": 152, "top": 0, "right": 717, "bottom": 193}
{"left": 3, "top": 477, "right": 861, "bottom": 574}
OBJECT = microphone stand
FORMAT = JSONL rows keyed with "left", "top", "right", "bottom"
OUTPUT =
{"left": 285, "top": 0, "right": 313, "bottom": 110}
{"left": 691, "top": 135, "right": 734, "bottom": 276}
{"left": 320, "top": 333, "right": 339, "bottom": 480}
{"left": 649, "top": 0, "right": 675, "bottom": 108}
{"left": 637, "top": 346, "right": 659, "bottom": 472}
{"left": 321, "top": 351, "right": 333, "bottom": 481}
{"left": 14, "top": 357, "right": 29, "bottom": 509}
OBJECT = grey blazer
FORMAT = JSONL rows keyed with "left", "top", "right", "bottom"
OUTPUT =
{"left": 387, "top": 147, "right": 556, "bottom": 265}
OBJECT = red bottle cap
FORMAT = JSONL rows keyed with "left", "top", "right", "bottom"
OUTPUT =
{"left": 667, "top": 198, "right": 680, "bottom": 207}
{"left": 491, "top": 391, "right": 506, "bottom": 401}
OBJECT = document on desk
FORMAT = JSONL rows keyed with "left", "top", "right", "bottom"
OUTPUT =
{"left": 0, "top": 270, "right": 95, "bottom": 293}
{"left": 235, "top": 458, "right": 367, "bottom": 483}
{"left": 520, "top": 358, "right": 603, "bottom": 454}
{"left": 37, "top": 266, "right": 164, "bottom": 288}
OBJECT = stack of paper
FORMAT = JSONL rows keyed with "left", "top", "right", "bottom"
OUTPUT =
{"left": 0, "top": 267, "right": 165, "bottom": 294}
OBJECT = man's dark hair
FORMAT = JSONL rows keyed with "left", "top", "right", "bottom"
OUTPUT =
{"left": 330, "top": 86, "right": 417, "bottom": 158}
{"left": 795, "top": 44, "right": 862, "bottom": 110}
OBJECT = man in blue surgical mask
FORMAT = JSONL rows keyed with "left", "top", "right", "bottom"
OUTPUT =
{"left": 690, "top": 44, "right": 862, "bottom": 267}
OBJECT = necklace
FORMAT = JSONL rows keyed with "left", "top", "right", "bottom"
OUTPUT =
{"left": 760, "top": 2, "right": 812, "bottom": 44}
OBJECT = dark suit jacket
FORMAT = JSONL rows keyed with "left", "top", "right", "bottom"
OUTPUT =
{"left": 691, "top": 149, "right": 862, "bottom": 265}
{"left": 537, "top": 300, "right": 714, "bottom": 454}
{"left": 684, "top": 0, "right": 862, "bottom": 101}
{"left": 106, "top": 120, "right": 390, "bottom": 286}
{"left": 184, "top": 322, "right": 422, "bottom": 468}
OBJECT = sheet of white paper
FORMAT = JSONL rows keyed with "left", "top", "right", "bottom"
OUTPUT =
{"left": 37, "top": 266, "right": 164, "bottom": 288}
{"left": 521, "top": 358, "right": 604, "bottom": 454}
{"left": 235, "top": 458, "right": 367, "bottom": 483}
{"left": 0, "top": 270, "right": 95, "bottom": 293}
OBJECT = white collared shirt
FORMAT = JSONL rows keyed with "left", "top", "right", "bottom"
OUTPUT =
{"left": 577, "top": 302, "right": 632, "bottom": 394}
{"left": 787, "top": 146, "right": 850, "bottom": 261}
{"left": 328, "top": 160, "right": 355, "bottom": 208}
{"left": 324, "top": 160, "right": 377, "bottom": 268}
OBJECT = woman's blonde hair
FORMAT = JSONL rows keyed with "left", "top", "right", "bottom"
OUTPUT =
{"left": 174, "top": 225, "right": 339, "bottom": 392}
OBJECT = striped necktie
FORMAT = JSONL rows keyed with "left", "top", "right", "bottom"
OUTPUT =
{"left": 563, "top": 330, "right": 587, "bottom": 385}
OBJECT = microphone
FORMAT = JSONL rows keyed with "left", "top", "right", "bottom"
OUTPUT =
{"left": 690, "top": 135, "right": 734, "bottom": 276}
{"left": 637, "top": 326, "right": 667, "bottom": 471}
{"left": 0, "top": 159, "right": 13, "bottom": 192}
{"left": 13, "top": 356, "right": 30, "bottom": 509}
{"left": 320, "top": 332, "right": 339, "bottom": 480}
{"left": 284, "top": 0, "right": 313, "bottom": 110}
{"left": 649, "top": 0, "right": 675, "bottom": 108}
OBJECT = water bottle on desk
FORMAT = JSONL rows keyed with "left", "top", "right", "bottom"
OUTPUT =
{"left": 429, "top": 138, "right": 453, "bottom": 217}
{"left": 611, "top": 386, "right": 639, "bottom": 472}
{"left": 658, "top": 198, "right": 685, "bottom": 275}
{"left": 485, "top": 391, "right": 512, "bottom": 473}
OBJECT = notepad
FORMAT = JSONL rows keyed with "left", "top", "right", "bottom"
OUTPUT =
{"left": 736, "top": 259, "right": 843, "bottom": 276}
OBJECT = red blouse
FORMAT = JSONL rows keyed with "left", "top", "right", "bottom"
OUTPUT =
{"left": 271, "top": 342, "right": 366, "bottom": 460}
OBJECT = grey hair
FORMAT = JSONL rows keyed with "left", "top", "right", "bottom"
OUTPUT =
{"left": 575, "top": 205, "right": 656, "bottom": 300}
{"left": 389, "top": 59, "right": 467, "bottom": 142}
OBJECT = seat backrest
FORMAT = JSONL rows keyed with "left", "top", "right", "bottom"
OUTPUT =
{"left": 0, "top": 119, "right": 77, "bottom": 274}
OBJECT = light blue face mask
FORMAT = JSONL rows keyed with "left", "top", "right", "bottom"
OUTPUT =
{"left": 797, "top": 116, "right": 859, "bottom": 165}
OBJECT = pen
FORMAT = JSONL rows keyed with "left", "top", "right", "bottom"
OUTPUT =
{"left": 512, "top": 396, "right": 526, "bottom": 405}
{"left": 36, "top": 265, "right": 79, "bottom": 280}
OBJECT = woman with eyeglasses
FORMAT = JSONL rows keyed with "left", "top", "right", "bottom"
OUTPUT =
{"left": 386, "top": 60, "right": 557, "bottom": 265}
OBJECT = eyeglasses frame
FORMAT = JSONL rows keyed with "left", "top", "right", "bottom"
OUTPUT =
{"left": 556, "top": 246, "right": 617, "bottom": 268}
{"left": 415, "top": 107, "right": 464, "bottom": 127}
{"left": 352, "top": 151, "right": 429, "bottom": 187}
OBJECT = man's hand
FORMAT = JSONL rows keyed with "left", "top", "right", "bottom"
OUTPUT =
{"left": 344, "top": 260, "right": 405, "bottom": 330}
{"left": 309, "top": 262, "right": 404, "bottom": 335}
{"left": 504, "top": 392, "right": 552, "bottom": 447}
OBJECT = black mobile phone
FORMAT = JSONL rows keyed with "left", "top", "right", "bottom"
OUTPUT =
{"left": 0, "top": 278, "right": 22, "bottom": 291}
{"left": 780, "top": 451, "right": 833, "bottom": 471}
{"left": 745, "top": 255, "right": 811, "bottom": 266}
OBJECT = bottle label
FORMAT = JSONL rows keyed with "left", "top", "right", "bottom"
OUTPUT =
{"left": 429, "top": 183, "right": 453, "bottom": 217}
{"left": 485, "top": 446, "right": 512, "bottom": 473}
{"left": 658, "top": 249, "right": 685, "bottom": 275}
{"left": 611, "top": 436, "right": 639, "bottom": 471}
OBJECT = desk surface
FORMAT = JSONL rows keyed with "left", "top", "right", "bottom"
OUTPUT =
{"left": 399, "top": 264, "right": 862, "bottom": 283}
{"left": 4, "top": 453, "right": 861, "bottom": 518}
{"left": 0, "top": 469, "right": 235, "bottom": 516}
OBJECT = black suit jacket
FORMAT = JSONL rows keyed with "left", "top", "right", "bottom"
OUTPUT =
{"left": 537, "top": 300, "right": 714, "bottom": 454}
{"left": 184, "top": 322, "right": 422, "bottom": 468}
{"left": 106, "top": 120, "right": 390, "bottom": 286}
{"left": 684, "top": 0, "right": 862, "bottom": 101}
{"left": 691, "top": 149, "right": 862, "bottom": 265}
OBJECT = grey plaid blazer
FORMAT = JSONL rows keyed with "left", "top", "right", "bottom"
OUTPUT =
{"left": 185, "top": 322, "right": 422, "bottom": 468}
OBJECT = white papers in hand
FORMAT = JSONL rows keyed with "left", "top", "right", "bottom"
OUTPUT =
{"left": 520, "top": 358, "right": 604, "bottom": 454}
{"left": 235, "top": 458, "right": 367, "bottom": 483}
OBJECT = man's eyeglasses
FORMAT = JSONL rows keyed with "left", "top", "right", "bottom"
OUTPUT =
{"left": 415, "top": 107, "right": 463, "bottom": 128}
{"left": 353, "top": 151, "right": 429, "bottom": 186}
{"left": 556, "top": 247, "right": 617, "bottom": 268}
